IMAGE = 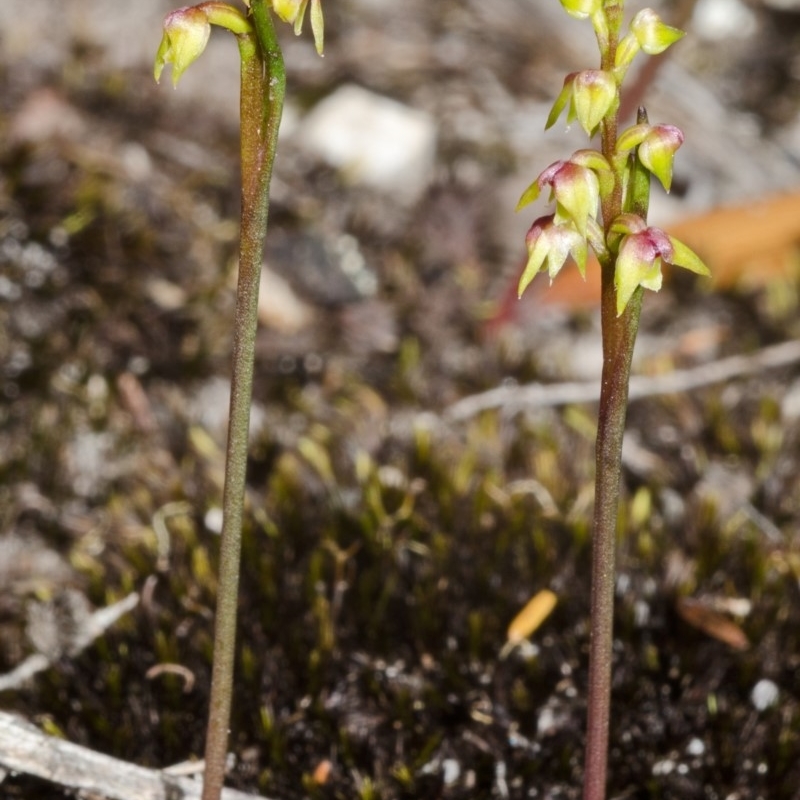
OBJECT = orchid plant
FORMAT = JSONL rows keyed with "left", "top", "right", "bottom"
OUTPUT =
{"left": 154, "top": 2, "right": 323, "bottom": 799}
{"left": 516, "top": 2, "right": 708, "bottom": 798}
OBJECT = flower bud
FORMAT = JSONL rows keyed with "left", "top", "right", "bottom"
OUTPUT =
{"left": 614, "top": 225, "right": 668, "bottom": 313}
{"left": 546, "top": 70, "right": 618, "bottom": 136}
{"left": 517, "top": 150, "right": 611, "bottom": 236}
{"left": 617, "top": 122, "right": 684, "bottom": 192}
{"left": 518, "top": 215, "right": 588, "bottom": 297}
{"left": 154, "top": 3, "right": 252, "bottom": 86}
{"left": 572, "top": 70, "right": 618, "bottom": 136}
{"left": 614, "top": 32, "right": 640, "bottom": 75}
{"left": 154, "top": 7, "right": 212, "bottom": 86}
{"left": 630, "top": 8, "right": 685, "bottom": 55}
{"left": 612, "top": 217, "right": 708, "bottom": 314}
{"left": 637, "top": 124, "right": 684, "bottom": 192}
{"left": 559, "top": 0, "right": 602, "bottom": 19}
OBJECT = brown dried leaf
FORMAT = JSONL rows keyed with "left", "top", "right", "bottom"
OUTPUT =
{"left": 675, "top": 596, "right": 750, "bottom": 651}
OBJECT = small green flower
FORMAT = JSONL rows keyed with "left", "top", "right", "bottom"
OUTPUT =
{"left": 572, "top": 70, "right": 618, "bottom": 136}
{"left": 637, "top": 124, "right": 684, "bottom": 192}
{"left": 547, "top": 70, "right": 618, "bottom": 137}
{"left": 629, "top": 8, "right": 684, "bottom": 55}
{"left": 270, "top": 0, "right": 324, "bottom": 54}
{"left": 518, "top": 214, "right": 589, "bottom": 297}
{"left": 615, "top": 9, "right": 685, "bottom": 77}
{"left": 617, "top": 123, "right": 684, "bottom": 192}
{"left": 611, "top": 213, "right": 709, "bottom": 315}
{"left": 154, "top": 2, "right": 252, "bottom": 86}
{"left": 517, "top": 151, "right": 610, "bottom": 236}
{"left": 154, "top": 7, "right": 211, "bottom": 86}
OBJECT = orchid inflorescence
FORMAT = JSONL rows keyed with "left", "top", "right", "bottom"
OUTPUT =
{"left": 516, "top": 0, "right": 708, "bottom": 316}
{"left": 521, "top": 5, "right": 712, "bottom": 800}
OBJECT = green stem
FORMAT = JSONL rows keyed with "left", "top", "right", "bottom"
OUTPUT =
{"left": 201, "top": 5, "right": 285, "bottom": 800}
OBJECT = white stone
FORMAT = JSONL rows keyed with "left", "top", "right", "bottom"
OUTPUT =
{"left": 692, "top": 0, "right": 757, "bottom": 41}
{"left": 652, "top": 758, "right": 675, "bottom": 776}
{"left": 442, "top": 759, "right": 460, "bottom": 786}
{"left": 780, "top": 377, "right": 800, "bottom": 421}
{"left": 686, "top": 737, "right": 706, "bottom": 757}
{"left": 537, "top": 707, "right": 560, "bottom": 737}
{"left": 204, "top": 507, "right": 224, "bottom": 535}
{"left": 751, "top": 679, "right": 779, "bottom": 711}
{"left": 189, "top": 376, "right": 267, "bottom": 443}
{"left": 258, "top": 266, "right": 315, "bottom": 334}
{"left": 299, "top": 84, "right": 437, "bottom": 203}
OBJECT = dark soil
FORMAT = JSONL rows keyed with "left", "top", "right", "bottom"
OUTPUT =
{"left": 3, "top": 2, "right": 800, "bottom": 799}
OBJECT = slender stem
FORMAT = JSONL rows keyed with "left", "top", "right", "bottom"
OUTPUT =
{"left": 582, "top": 16, "right": 647, "bottom": 800}
{"left": 201, "top": 5, "right": 285, "bottom": 800}
{"left": 582, "top": 289, "right": 641, "bottom": 800}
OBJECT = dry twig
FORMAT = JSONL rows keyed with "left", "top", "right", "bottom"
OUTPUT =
{"left": 445, "top": 339, "right": 800, "bottom": 421}
{"left": 0, "top": 711, "right": 267, "bottom": 800}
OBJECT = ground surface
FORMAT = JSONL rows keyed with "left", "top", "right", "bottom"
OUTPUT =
{"left": 3, "top": 1, "right": 800, "bottom": 798}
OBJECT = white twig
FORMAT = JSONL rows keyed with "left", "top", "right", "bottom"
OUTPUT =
{"left": 0, "top": 711, "right": 268, "bottom": 800}
{"left": 445, "top": 339, "right": 800, "bottom": 421}
{"left": 0, "top": 654, "right": 50, "bottom": 694}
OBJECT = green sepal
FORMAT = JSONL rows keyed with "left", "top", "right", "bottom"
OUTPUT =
{"left": 516, "top": 180, "right": 542, "bottom": 211}
{"left": 546, "top": 77, "right": 575, "bottom": 130}
{"left": 668, "top": 236, "right": 710, "bottom": 276}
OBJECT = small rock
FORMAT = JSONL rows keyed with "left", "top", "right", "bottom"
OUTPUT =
{"left": 652, "top": 758, "right": 675, "bottom": 776}
{"left": 751, "top": 679, "right": 779, "bottom": 711}
{"left": 442, "top": 758, "right": 460, "bottom": 786}
{"left": 204, "top": 507, "right": 224, "bottom": 535}
{"left": 258, "top": 266, "right": 315, "bottom": 333}
{"left": 189, "top": 376, "right": 267, "bottom": 443}
{"left": 686, "top": 737, "right": 706, "bottom": 757}
{"left": 692, "top": 0, "right": 758, "bottom": 41}
{"left": 267, "top": 231, "right": 375, "bottom": 306}
{"left": 299, "top": 84, "right": 437, "bottom": 203}
{"left": 145, "top": 278, "right": 187, "bottom": 312}
{"left": 8, "top": 88, "right": 86, "bottom": 146}
{"left": 780, "top": 376, "right": 800, "bottom": 421}
{"left": 536, "top": 707, "right": 556, "bottom": 737}
{"left": 63, "top": 431, "right": 117, "bottom": 498}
